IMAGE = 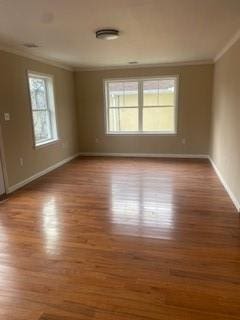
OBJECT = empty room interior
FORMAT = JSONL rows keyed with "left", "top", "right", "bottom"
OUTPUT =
{"left": 0, "top": 0, "right": 240, "bottom": 319}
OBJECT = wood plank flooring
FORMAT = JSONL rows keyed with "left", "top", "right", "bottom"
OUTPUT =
{"left": 0, "top": 157, "right": 239, "bottom": 320}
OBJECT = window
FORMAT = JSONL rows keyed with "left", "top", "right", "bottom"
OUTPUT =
{"left": 28, "top": 72, "right": 58, "bottom": 147}
{"left": 105, "top": 76, "right": 178, "bottom": 134}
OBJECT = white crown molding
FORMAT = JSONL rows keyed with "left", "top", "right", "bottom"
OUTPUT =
{"left": 214, "top": 28, "right": 240, "bottom": 62}
{"left": 1, "top": 26, "right": 240, "bottom": 71}
{"left": 0, "top": 44, "right": 213, "bottom": 72}
{"left": 74, "top": 59, "right": 214, "bottom": 72}
{"left": 0, "top": 44, "right": 73, "bottom": 71}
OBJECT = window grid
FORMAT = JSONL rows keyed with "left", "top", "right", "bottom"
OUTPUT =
{"left": 28, "top": 72, "right": 58, "bottom": 147}
{"left": 105, "top": 76, "right": 178, "bottom": 134}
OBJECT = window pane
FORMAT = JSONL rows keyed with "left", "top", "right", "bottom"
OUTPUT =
{"left": 143, "top": 79, "right": 175, "bottom": 106}
{"left": 109, "top": 108, "right": 138, "bottom": 132}
{"left": 143, "top": 107, "right": 175, "bottom": 132}
{"left": 108, "top": 82, "right": 138, "bottom": 107}
{"left": 29, "top": 77, "right": 48, "bottom": 110}
{"left": 33, "top": 110, "right": 52, "bottom": 143}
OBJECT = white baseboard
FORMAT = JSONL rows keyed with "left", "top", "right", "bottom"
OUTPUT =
{"left": 5, "top": 152, "right": 207, "bottom": 194}
{"left": 80, "top": 152, "right": 239, "bottom": 212}
{"left": 209, "top": 157, "right": 240, "bottom": 212}
{"left": 6, "top": 151, "right": 239, "bottom": 213}
{"left": 7, "top": 153, "right": 80, "bottom": 194}
{"left": 78, "top": 152, "right": 209, "bottom": 159}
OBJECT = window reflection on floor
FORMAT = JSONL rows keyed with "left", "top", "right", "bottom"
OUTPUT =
{"left": 109, "top": 174, "right": 175, "bottom": 239}
{"left": 0, "top": 222, "right": 8, "bottom": 245}
{"left": 42, "top": 196, "right": 60, "bottom": 255}
{"left": 0, "top": 222, "right": 18, "bottom": 304}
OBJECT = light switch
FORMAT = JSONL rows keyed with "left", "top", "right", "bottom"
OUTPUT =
{"left": 4, "top": 113, "right": 10, "bottom": 121}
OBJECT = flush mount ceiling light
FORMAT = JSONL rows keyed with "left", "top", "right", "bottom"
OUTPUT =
{"left": 96, "top": 29, "right": 119, "bottom": 40}
{"left": 23, "top": 43, "right": 39, "bottom": 48}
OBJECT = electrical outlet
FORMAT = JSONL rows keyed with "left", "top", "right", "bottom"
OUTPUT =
{"left": 4, "top": 113, "right": 10, "bottom": 121}
{"left": 95, "top": 138, "right": 99, "bottom": 144}
{"left": 19, "top": 157, "right": 24, "bottom": 167}
{"left": 181, "top": 138, "right": 186, "bottom": 145}
{"left": 62, "top": 140, "right": 68, "bottom": 148}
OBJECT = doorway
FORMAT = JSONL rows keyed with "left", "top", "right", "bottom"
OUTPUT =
{"left": 0, "top": 157, "right": 5, "bottom": 198}
{"left": 0, "top": 126, "right": 7, "bottom": 200}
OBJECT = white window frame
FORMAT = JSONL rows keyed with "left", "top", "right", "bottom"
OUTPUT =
{"left": 104, "top": 75, "right": 179, "bottom": 135}
{"left": 27, "top": 71, "right": 59, "bottom": 148}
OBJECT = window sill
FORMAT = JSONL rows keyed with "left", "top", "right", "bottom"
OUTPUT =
{"left": 106, "top": 132, "right": 177, "bottom": 136}
{"left": 34, "top": 139, "right": 59, "bottom": 149}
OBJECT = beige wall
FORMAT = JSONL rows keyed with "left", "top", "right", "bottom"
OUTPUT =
{"left": 0, "top": 51, "right": 215, "bottom": 191}
{"left": 75, "top": 64, "right": 213, "bottom": 155}
{"left": 210, "top": 39, "right": 240, "bottom": 208}
{"left": 0, "top": 50, "right": 79, "bottom": 189}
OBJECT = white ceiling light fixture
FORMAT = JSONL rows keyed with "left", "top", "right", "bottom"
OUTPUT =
{"left": 96, "top": 29, "right": 119, "bottom": 40}
{"left": 23, "top": 43, "right": 39, "bottom": 48}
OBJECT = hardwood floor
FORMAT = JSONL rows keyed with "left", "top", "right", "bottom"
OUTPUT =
{"left": 0, "top": 157, "right": 239, "bottom": 320}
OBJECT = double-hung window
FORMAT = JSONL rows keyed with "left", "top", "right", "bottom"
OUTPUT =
{"left": 28, "top": 72, "right": 58, "bottom": 147}
{"left": 105, "top": 76, "right": 178, "bottom": 134}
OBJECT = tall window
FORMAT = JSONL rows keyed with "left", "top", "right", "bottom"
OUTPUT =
{"left": 28, "top": 72, "right": 58, "bottom": 147}
{"left": 105, "top": 76, "right": 178, "bottom": 134}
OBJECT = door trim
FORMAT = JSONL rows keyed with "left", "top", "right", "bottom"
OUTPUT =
{"left": 0, "top": 125, "right": 9, "bottom": 193}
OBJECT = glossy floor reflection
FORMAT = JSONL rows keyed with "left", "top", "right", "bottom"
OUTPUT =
{"left": 42, "top": 197, "right": 60, "bottom": 255}
{"left": 110, "top": 172, "right": 175, "bottom": 238}
{"left": 0, "top": 157, "right": 239, "bottom": 320}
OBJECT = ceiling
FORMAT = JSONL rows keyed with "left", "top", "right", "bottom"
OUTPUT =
{"left": 0, "top": 0, "right": 240, "bottom": 69}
